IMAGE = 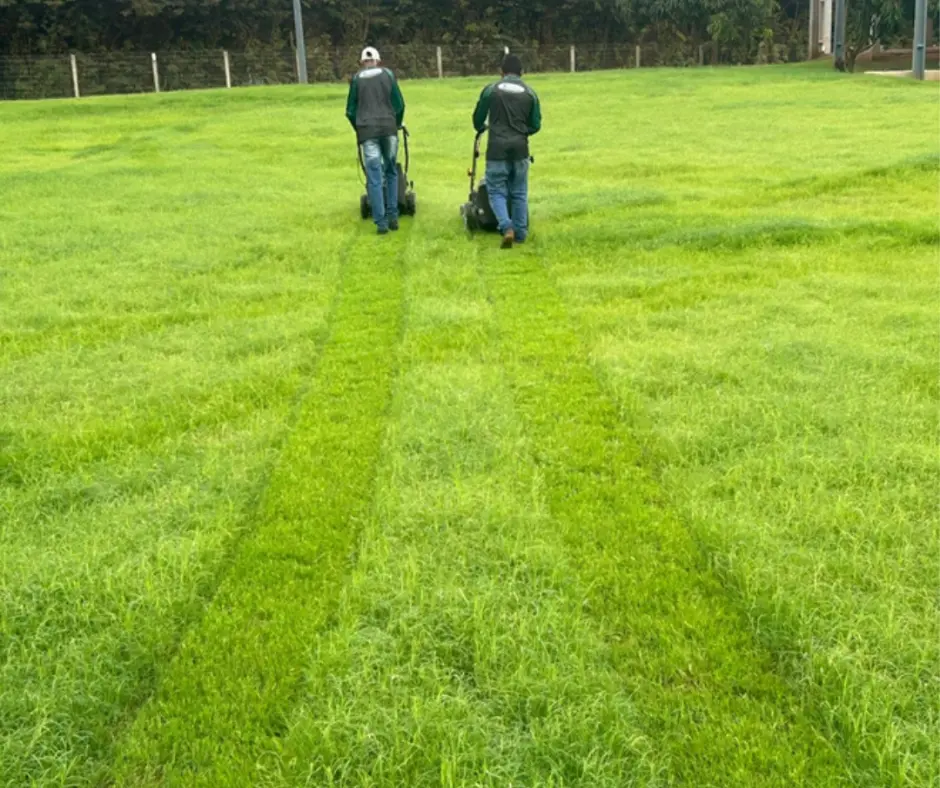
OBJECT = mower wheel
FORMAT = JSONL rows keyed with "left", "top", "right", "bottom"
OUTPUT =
{"left": 360, "top": 194, "right": 370, "bottom": 220}
{"left": 461, "top": 203, "right": 477, "bottom": 231}
{"left": 405, "top": 192, "right": 417, "bottom": 216}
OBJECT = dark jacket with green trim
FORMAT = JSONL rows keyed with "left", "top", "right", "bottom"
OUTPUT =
{"left": 472, "top": 74, "right": 541, "bottom": 161}
{"left": 345, "top": 67, "right": 405, "bottom": 144}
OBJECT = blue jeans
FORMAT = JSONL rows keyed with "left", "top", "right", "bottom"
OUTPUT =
{"left": 362, "top": 135, "right": 399, "bottom": 230}
{"left": 484, "top": 158, "right": 529, "bottom": 241}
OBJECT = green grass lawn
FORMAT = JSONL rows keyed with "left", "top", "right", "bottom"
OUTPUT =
{"left": 0, "top": 64, "right": 937, "bottom": 787}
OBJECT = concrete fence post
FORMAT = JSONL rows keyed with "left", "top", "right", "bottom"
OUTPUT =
{"left": 808, "top": 0, "right": 818, "bottom": 59}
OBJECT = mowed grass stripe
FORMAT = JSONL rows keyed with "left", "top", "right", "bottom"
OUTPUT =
{"left": 2, "top": 235, "right": 347, "bottom": 782}
{"left": 269, "top": 236, "right": 659, "bottom": 787}
{"left": 112, "top": 231, "right": 408, "bottom": 786}
{"left": 552, "top": 229, "right": 939, "bottom": 786}
{"left": 480, "top": 252, "right": 851, "bottom": 786}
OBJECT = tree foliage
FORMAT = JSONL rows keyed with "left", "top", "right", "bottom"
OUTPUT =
{"left": 843, "top": 0, "right": 921, "bottom": 70}
{"left": 0, "top": 0, "right": 806, "bottom": 62}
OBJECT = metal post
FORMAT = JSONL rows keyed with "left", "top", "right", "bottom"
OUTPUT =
{"left": 292, "top": 0, "right": 308, "bottom": 84}
{"left": 635, "top": 44, "right": 641, "bottom": 67}
{"left": 913, "top": 0, "right": 927, "bottom": 79}
{"left": 151, "top": 52, "right": 160, "bottom": 92}
{"left": 832, "top": 0, "right": 846, "bottom": 69}
{"left": 570, "top": 44, "right": 576, "bottom": 72}
{"left": 808, "top": 0, "right": 818, "bottom": 59}
{"left": 223, "top": 50, "right": 232, "bottom": 88}
{"left": 436, "top": 46, "right": 443, "bottom": 78}
{"left": 70, "top": 54, "right": 80, "bottom": 98}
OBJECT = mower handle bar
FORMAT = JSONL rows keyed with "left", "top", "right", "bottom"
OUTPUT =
{"left": 401, "top": 125, "right": 410, "bottom": 176}
{"left": 467, "top": 125, "right": 487, "bottom": 192}
{"left": 467, "top": 126, "right": 534, "bottom": 195}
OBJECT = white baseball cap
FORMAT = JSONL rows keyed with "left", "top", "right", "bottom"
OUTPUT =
{"left": 360, "top": 46, "right": 381, "bottom": 62}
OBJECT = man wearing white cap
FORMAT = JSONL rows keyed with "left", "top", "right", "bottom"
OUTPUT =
{"left": 345, "top": 47, "right": 406, "bottom": 234}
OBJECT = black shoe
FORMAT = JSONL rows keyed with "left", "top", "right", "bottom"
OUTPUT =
{"left": 389, "top": 219, "right": 399, "bottom": 231}
{"left": 500, "top": 228, "right": 515, "bottom": 249}
{"left": 377, "top": 226, "right": 389, "bottom": 235}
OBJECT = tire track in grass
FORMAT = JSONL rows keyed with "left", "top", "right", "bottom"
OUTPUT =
{"left": 268, "top": 238, "right": 660, "bottom": 787}
{"left": 479, "top": 251, "right": 852, "bottom": 786}
{"left": 111, "top": 231, "right": 408, "bottom": 786}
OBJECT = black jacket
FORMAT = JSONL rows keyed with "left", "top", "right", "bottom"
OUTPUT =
{"left": 472, "top": 75, "right": 541, "bottom": 161}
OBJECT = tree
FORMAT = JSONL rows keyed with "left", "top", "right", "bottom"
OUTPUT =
{"left": 0, "top": 0, "right": 811, "bottom": 65}
{"left": 844, "top": 0, "right": 902, "bottom": 71}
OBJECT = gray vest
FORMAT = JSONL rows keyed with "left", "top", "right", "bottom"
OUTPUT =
{"left": 355, "top": 67, "right": 397, "bottom": 143}
{"left": 486, "top": 76, "right": 536, "bottom": 161}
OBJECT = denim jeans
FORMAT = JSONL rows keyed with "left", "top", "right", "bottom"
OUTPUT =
{"left": 361, "top": 135, "right": 399, "bottom": 230}
{"left": 484, "top": 158, "right": 529, "bottom": 240}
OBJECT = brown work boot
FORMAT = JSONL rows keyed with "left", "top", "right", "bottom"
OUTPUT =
{"left": 500, "top": 228, "right": 515, "bottom": 249}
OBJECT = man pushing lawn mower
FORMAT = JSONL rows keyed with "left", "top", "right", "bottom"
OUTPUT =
{"left": 471, "top": 53, "right": 542, "bottom": 248}
{"left": 346, "top": 46, "right": 406, "bottom": 235}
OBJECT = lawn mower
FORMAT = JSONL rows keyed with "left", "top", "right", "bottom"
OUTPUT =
{"left": 359, "top": 125, "right": 417, "bottom": 219}
{"left": 460, "top": 126, "right": 530, "bottom": 233}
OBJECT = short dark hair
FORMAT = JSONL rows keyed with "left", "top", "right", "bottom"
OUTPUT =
{"left": 501, "top": 53, "right": 523, "bottom": 76}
